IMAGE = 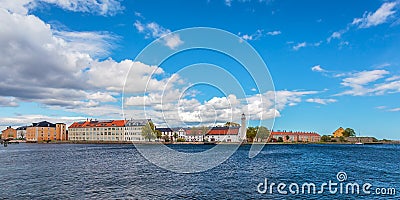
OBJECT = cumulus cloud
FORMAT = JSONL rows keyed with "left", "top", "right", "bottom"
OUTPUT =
{"left": 124, "top": 89, "right": 319, "bottom": 127}
{"left": 134, "top": 20, "right": 183, "bottom": 49}
{"left": 0, "top": 4, "right": 183, "bottom": 115}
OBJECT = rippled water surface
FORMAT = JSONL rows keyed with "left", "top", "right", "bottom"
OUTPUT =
{"left": 0, "top": 143, "right": 399, "bottom": 199}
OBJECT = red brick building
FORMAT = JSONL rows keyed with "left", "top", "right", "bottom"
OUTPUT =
{"left": 269, "top": 131, "right": 321, "bottom": 142}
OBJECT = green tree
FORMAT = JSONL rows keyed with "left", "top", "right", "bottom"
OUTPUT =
{"left": 225, "top": 122, "right": 240, "bottom": 127}
{"left": 321, "top": 135, "right": 331, "bottom": 142}
{"left": 173, "top": 132, "right": 178, "bottom": 141}
{"left": 255, "top": 126, "right": 270, "bottom": 142}
{"left": 155, "top": 130, "right": 162, "bottom": 139}
{"left": 285, "top": 135, "right": 290, "bottom": 141}
{"left": 343, "top": 128, "right": 356, "bottom": 137}
{"left": 142, "top": 122, "right": 156, "bottom": 141}
{"left": 277, "top": 137, "right": 283, "bottom": 142}
{"left": 162, "top": 135, "right": 170, "bottom": 142}
{"left": 246, "top": 127, "right": 257, "bottom": 142}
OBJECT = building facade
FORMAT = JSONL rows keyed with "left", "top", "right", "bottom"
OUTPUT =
{"left": 68, "top": 120, "right": 125, "bottom": 142}
{"left": 205, "top": 126, "right": 241, "bottom": 142}
{"left": 16, "top": 126, "right": 27, "bottom": 139}
{"left": 26, "top": 121, "right": 67, "bottom": 142}
{"left": 125, "top": 119, "right": 151, "bottom": 141}
{"left": 333, "top": 127, "right": 345, "bottom": 138}
{"left": 269, "top": 131, "right": 321, "bottom": 142}
{"left": 1, "top": 126, "right": 17, "bottom": 140}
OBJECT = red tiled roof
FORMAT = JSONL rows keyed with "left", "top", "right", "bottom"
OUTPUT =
{"left": 69, "top": 120, "right": 126, "bottom": 128}
{"left": 271, "top": 131, "right": 320, "bottom": 137}
{"left": 185, "top": 127, "right": 240, "bottom": 135}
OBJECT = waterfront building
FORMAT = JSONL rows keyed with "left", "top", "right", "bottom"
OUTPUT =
{"left": 1, "top": 126, "right": 17, "bottom": 140}
{"left": 269, "top": 131, "right": 321, "bottom": 142}
{"left": 333, "top": 127, "right": 345, "bottom": 138}
{"left": 68, "top": 119, "right": 125, "bottom": 142}
{"left": 184, "top": 128, "right": 204, "bottom": 142}
{"left": 172, "top": 128, "right": 186, "bottom": 139}
{"left": 204, "top": 126, "right": 241, "bottom": 142}
{"left": 26, "top": 121, "right": 67, "bottom": 142}
{"left": 156, "top": 127, "right": 174, "bottom": 141}
{"left": 125, "top": 119, "right": 151, "bottom": 141}
{"left": 16, "top": 126, "right": 27, "bottom": 139}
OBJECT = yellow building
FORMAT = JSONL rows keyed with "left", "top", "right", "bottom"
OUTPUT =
{"left": 1, "top": 126, "right": 17, "bottom": 140}
{"left": 333, "top": 127, "right": 345, "bottom": 138}
{"left": 26, "top": 121, "right": 66, "bottom": 142}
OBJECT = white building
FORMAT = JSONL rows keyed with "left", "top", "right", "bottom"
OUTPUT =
{"left": 68, "top": 120, "right": 125, "bottom": 142}
{"left": 124, "top": 119, "right": 151, "bottom": 141}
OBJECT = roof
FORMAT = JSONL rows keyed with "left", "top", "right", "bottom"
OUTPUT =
{"left": 16, "top": 126, "right": 28, "bottom": 130}
{"left": 69, "top": 120, "right": 126, "bottom": 128}
{"left": 208, "top": 127, "right": 240, "bottom": 135}
{"left": 126, "top": 119, "right": 151, "bottom": 126}
{"left": 156, "top": 128, "right": 173, "bottom": 132}
{"left": 271, "top": 131, "right": 320, "bottom": 137}
{"left": 31, "top": 121, "right": 56, "bottom": 127}
{"left": 186, "top": 126, "right": 240, "bottom": 135}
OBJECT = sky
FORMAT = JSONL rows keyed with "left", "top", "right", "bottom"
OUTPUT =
{"left": 0, "top": 0, "right": 400, "bottom": 139}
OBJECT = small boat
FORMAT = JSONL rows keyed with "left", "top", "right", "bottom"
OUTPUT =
{"left": 355, "top": 129, "right": 363, "bottom": 145}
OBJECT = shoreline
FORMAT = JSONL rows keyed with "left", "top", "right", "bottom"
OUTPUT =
{"left": 10, "top": 140, "right": 399, "bottom": 145}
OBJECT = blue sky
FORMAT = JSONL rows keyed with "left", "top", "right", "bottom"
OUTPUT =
{"left": 0, "top": 0, "right": 399, "bottom": 139}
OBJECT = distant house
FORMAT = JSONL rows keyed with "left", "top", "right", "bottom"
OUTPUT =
{"left": 1, "top": 126, "right": 17, "bottom": 140}
{"left": 156, "top": 127, "right": 174, "bottom": 140}
{"left": 172, "top": 128, "right": 186, "bottom": 139}
{"left": 205, "top": 126, "right": 241, "bottom": 142}
{"left": 184, "top": 128, "right": 204, "bottom": 142}
{"left": 26, "top": 121, "right": 67, "bottom": 142}
{"left": 269, "top": 131, "right": 321, "bottom": 142}
{"left": 333, "top": 127, "right": 345, "bottom": 138}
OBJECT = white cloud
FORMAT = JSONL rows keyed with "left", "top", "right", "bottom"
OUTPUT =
{"left": 225, "top": 0, "right": 232, "bottom": 7}
{"left": 293, "top": 42, "right": 307, "bottom": 51}
{"left": 266, "top": 30, "right": 281, "bottom": 36}
{"left": 134, "top": 20, "right": 184, "bottom": 49}
{"left": 0, "top": 97, "right": 19, "bottom": 107}
{"left": 53, "top": 30, "right": 118, "bottom": 57}
{"left": 0, "top": 0, "right": 123, "bottom": 16}
{"left": 306, "top": 98, "right": 337, "bottom": 105}
{"left": 336, "top": 70, "right": 400, "bottom": 96}
{"left": 239, "top": 29, "right": 280, "bottom": 42}
{"left": 389, "top": 108, "right": 400, "bottom": 112}
{"left": 124, "top": 90, "right": 318, "bottom": 127}
{"left": 327, "top": 31, "right": 342, "bottom": 43}
{"left": 352, "top": 2, "right": 397, "bottom": 28}
{"left": 311, "top": 65, "right": 326, "bottom": 72}
{"left": 0, "top": 4, "right": 187, "bottom": 119}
